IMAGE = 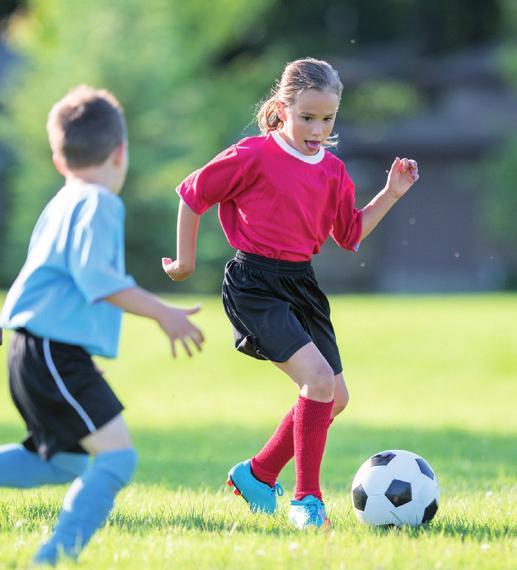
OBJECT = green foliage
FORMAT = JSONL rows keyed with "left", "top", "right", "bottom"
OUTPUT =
{"left": 483, "top": 8, "right": 517, "bottom": 271}
{"left": 0, "top": 0, "right": 275, "bottom": 290}
{"left": 340, "top": 80, "right": 422, "bottom": 125}
{"left": 484, "top": 138, "right": 517, "bottom": 246}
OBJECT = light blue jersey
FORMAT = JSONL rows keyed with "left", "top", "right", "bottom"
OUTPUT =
{"left": 0, "top": 181, "right": 136, "bottom": 357}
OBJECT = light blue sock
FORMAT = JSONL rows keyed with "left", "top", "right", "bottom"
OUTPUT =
{"left": 0, "top": 444, "right": 88, "bottom": 488}
{"left": 33, "top": 448, "right": 137, "bottom": 566}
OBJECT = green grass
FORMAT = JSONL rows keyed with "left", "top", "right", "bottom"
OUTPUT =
{"left": 0, "top": 294, "right": 516, "bottom": 569}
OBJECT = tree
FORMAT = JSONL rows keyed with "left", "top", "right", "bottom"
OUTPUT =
{"left": 1, "top": 0, "right": 276, "bottom": 290}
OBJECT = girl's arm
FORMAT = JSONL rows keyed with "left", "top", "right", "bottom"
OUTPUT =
{"left": 162, "top": 199, "right": 201, "bottom": 281}
{"left": 360, "top": 157, "right": 419, "bottom": 241}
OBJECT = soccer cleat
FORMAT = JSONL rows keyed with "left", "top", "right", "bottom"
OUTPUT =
{"left": 227, "top": 459, "right": 283, "bottom": 514}
{"left": 288, "top": 495, "right": 330, "bottom": 529}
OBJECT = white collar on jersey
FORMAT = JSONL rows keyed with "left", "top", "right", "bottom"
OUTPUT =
{"left": 271, "top": 130, "right": 325, "bottom": 164}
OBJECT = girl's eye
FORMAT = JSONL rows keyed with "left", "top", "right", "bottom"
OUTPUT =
{"left": 302, "top": 116, "right": 312, "bottom": 122}
{"left": 324, "top": 117, "right": 334, "bottom": 122}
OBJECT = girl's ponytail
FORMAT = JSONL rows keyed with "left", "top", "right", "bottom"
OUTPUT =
{"left": 256, "top": 95, "right": 282, "bottom": 134}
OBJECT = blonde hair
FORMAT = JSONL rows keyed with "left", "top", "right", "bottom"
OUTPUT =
{"left": 47, "top": 85, "right": 126, "bottom": 168}
{"left": 256, "top": 58, "right": 343, "bottom": 146}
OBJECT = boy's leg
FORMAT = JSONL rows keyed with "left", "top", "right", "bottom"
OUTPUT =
{"left": 250, "top": 372, "right": 348, "bottom": 487}
{"left": 33, "top": 415, "right": 137, "bottom": 566}
{"left": 0, "top": 444, "right": 88, "bottom": 487}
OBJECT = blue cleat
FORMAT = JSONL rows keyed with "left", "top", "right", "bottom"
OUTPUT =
{"left": 227, "top": 459, "right": 283, "bottom": 514}
{"left": 288, "top": 495, "right": 330, "bottom": 529}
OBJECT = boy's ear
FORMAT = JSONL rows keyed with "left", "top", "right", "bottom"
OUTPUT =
{"left": 111, "top": 142, "right": 127, "bottom": 165}
{"left": 276, "top": 100, "right": 287, "bottom": 122}
{"left": 52, "top": 153, "right": 67, "bottom": 176}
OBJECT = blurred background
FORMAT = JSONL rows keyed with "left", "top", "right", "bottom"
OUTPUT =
{"left": 0, "top": 0, "right": 516, "bottom": 294}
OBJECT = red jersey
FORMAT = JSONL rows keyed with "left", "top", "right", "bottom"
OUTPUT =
{"left": 177, "top": 131, "right": 362, "bottom": 261}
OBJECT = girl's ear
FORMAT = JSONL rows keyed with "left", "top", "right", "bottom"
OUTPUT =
{"left": 276, "top": 100, "right": 287, "bottom": 122}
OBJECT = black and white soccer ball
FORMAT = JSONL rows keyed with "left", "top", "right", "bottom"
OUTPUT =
{"left": 351, "top": 449, "right": 439, "bottom": 527}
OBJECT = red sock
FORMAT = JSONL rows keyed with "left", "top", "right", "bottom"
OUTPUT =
{"left": 251, "top": 407, "right": 295, "bottom": 487}
{"left": 293, "top": 395, "right": 334, "bottom": 501}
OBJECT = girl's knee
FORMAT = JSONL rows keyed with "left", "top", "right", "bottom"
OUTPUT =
{"left": 332, "top": 392, "right": 350, "bottom": 417}
{"left": 305, "top": 362, "right": 335, "bottom": 399}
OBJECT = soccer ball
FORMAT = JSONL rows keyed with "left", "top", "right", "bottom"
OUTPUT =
{"left": 351, "top": 449, "right": 439, "bottom": 527}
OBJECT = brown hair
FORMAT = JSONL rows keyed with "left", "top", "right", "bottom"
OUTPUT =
{"left": 47, "top": 85, "right": 127, "bottom": 168}
{"left": 256, "top": 57, "right": 343, "bottom": 144}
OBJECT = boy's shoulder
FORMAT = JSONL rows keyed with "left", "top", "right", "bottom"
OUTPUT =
{"left": 56, "top": 181, "right": 123, "bottom": 213}
{"left": 37, "top": 182, "right": 124, "bottom": 237}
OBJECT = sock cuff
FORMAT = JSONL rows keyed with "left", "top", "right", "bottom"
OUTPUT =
{"left": 297, "top": 395, "right": 334, "bottom": 410}
{"left": 94, "top": 448, "right": 138, "bottom": 486}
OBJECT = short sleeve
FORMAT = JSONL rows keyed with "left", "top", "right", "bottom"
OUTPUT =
{"left": 330, "top": 165, "right": 363, "bottom": 252}
{"left": 176, "top": 144, "right": 248, "bottom": 215}
{"left": 68, "top": 193, "right": 136, "bottom": 303}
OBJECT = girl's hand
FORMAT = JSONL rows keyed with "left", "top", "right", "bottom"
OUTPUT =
{"left": 386, "top": 157, "right": 419, "bottom": 200}
{"left": 162, "top": 257, "right": 194, "bottom": 281}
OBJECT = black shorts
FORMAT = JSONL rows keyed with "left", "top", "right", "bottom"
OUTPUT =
{"left": 222, "top": 251, "right": 343, "bottom": 375}
{"left": 8, "top": 329, "right": 124, "bottom": 459}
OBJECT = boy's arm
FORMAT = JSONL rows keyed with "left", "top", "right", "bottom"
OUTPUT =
{"left": 105, "top": 286, "right": 204, "bottom": 357}
{"left": 360, "top": 157, "right": 419, "bottom": 240}
{"left": 163, "top": 199, "right": 200, "bottom": 281}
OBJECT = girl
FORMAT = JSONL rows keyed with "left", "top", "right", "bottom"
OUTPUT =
{"left": 163, "top": 58, "right": 419, "bottom": 529}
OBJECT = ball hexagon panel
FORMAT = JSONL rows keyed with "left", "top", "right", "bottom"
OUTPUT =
{"left": 416, "top": 457, "right": 435, "bottom": 480}
{"left": 422, "top": 499, "right": 439, "bottom": 523}
{"left": 370, "top": 451, "right": 396, "bottom": 466}
{"left": 352, "top": 484, "right": 368, "bottom": 511}
{"left": 384, "top": 479, "right": 412, "bottom": 507}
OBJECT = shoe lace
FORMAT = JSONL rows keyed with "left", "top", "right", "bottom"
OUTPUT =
{"left": 304, "top": 500, "right": 325, "bottom": 522}
{"left": 274, "top": 482, "right": 284, "bottom": 497}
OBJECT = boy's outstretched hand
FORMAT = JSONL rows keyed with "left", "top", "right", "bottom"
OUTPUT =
{"left": 158, "top": 305, "right": 204, "bottom": 358}
{"left": 386, "top": 157, "right": 419, "bottom": 200}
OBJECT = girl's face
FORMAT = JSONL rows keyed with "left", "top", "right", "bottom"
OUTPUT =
{"left": 277, "top": 89, "right": 340, "bottom": 156}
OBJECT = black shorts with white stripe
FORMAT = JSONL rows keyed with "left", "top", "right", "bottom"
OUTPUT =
{"left": 7, "top": 329, "right": 124, "bottom": 459}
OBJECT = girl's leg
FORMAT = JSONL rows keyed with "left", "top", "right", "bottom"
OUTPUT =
{"left": 274, "top": 342, "right": 336, "bottom": 501}
{"left": 251, "top": 372, "right": 349, "bottom": 487}
{"left": 33, "top": 415, "right": 137, "bottom": 566}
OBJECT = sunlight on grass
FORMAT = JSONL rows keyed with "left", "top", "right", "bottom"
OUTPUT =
{"left": 0, "top": 294, "right": 516, "bottom": 568}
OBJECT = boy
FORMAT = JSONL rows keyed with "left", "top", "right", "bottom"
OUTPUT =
{"left": 0, "top": 85, "right": 204, "bottom": 565}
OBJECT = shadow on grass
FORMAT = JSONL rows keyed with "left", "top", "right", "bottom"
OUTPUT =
{"left": 0, "top": 421, "right": 515, "bottom": 540}
{"left": 110, "top": 509, "right": 300, "bottom": 536}
{"left": 351, "top": 518, "right": 516, "bottom": 541}
{"left": 0, "top": 421, "right": 515, "bottom": 491}
{"left": 129, "top": 422, "right": 516, "bottom": 492}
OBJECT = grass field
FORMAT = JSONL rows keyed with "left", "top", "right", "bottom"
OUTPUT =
{"left": 0, "top": 294, "right": 515, "bottom": 569}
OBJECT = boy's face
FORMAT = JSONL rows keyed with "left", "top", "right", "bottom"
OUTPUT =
{"left": 277, "top": 89, "right": 340, "bottom": 156}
